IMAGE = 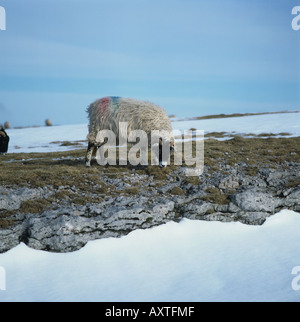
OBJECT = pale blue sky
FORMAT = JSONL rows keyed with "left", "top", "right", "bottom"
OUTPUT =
{"left": 0, "top": 0, "right": 299, "bottom": 127}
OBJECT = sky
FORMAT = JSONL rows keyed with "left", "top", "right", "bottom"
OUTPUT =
{"left": 0, "top": 0, "right": 299, "bottom": 127}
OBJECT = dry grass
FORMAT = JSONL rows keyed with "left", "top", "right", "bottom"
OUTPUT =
{"left": 1, "top": 137, "right": 299, "bottom": 189}
{"left": 201, "top": 187, "right": 230, "bottom": 205}
{"left": 170, "top": 187, "right": 184, "bottom": 195}
{"left": 1, "top": 137, "right": 299, "bottom": 184}
{"left": 0, "top": 212, "right": 14, "bottom": 228}
{"left": 0, "top": 149, "right": 98, "bottom": 188}
{"left": 20, "top": 199, "right": 53, "bottom": 214}
{"left": 0, "top": 136, "right": 299, "bottom": 227}
{"left": 204, "top": 136, "right": 300, "bottom": 168}
{"left": 190, "top": 111, "right": 299, "bottom": 121}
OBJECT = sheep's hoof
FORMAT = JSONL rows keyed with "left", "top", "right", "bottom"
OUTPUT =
{"left": 85, "top": 162, "right": 91, "bottom": 168}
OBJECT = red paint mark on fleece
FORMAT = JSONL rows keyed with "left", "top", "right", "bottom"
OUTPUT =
{"left": 97, "top": 97, "right": 110, "bottom": 118}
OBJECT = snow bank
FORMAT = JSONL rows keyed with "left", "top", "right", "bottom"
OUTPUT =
{"left": 5, "top": 111, "right": 300, "bottom": 153}
{"left": 7, "top": 124, "right": 88, "bottom": 153}
{"left": 172, "top": 112, "right": 300, "bottom": 137}
{"left": 0, "top": 209, "right": 300, "bottom": 302}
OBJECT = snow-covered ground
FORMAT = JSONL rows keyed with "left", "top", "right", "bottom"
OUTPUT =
{"left": 7, "top": 123, "right": 88, "bottom": 154}
{"left": 172, "top": 111, "right": 300, "bottom": 137}
{"left": 6, "top": 111, "right": 300, "bottom": 153}
{"left": 0, "top": 111, "right": 300, "bottom": 302}
{"left": 0, "top": 210, "right": 300, "bottom": 302}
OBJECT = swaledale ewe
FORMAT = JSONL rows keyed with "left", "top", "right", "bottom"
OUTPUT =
{"left": 85, "top": 97, "right": 174, "bottom": 167}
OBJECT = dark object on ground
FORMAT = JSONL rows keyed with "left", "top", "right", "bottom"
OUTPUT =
{"left": 0, "top": 127, "right": 9, "bottom": 154}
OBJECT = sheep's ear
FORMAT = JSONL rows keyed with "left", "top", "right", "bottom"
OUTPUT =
{"left": 170, "top": 141, "right": 175, "bottom": 151}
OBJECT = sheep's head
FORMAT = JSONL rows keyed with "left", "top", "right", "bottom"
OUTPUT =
{"left": 158, "top": 137, "right": 175, "bottom": 167}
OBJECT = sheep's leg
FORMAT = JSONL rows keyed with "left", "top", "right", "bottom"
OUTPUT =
{"left": 85, "top": 141, "right": 96, "bottom": 167}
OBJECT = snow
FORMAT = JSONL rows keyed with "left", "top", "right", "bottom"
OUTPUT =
{"left": 172, "top": 112, "right": 300, "bottom": 137}
{"left": 7, "top": 123, "right": 88, "bottom": 154}
{"left": 1, "top": 111, "right": 300, "bottom": 302}
{"left": 5, "top": 111, "right": 300, "bottom": 153}
{"left": 0, "top": 210, "right": 300, "bottom": 302}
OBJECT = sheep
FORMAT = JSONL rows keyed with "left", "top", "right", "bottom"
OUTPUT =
{"left": 0, "top": 127, "right": 9, "bottom": 155}
{"left": 45, "top": 119, "right": 52, "bottom": 126}
{"left": 85, "top": 96, "right": 174, "bottom": 167}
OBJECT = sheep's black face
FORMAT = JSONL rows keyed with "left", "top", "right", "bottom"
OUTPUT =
{"left": 159, "top": 139, "right": 174, "bottom": 167}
